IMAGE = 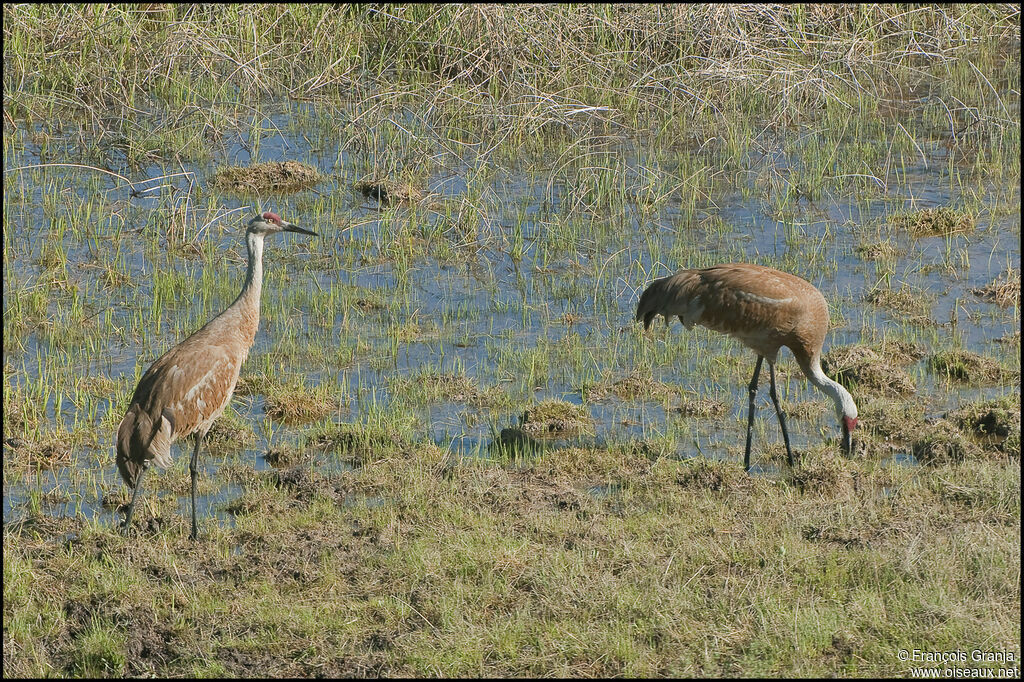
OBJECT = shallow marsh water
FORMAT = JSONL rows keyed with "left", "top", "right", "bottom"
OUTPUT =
{"left": 2, "top": 104, "right": 1019, "bottom": 530}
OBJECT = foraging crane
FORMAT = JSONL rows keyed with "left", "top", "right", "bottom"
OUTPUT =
{"left": 636, "top": 263, "right": 858, "bottom": 471}
{"left": 116, "top": 212, "right": 316, "bottom": 538}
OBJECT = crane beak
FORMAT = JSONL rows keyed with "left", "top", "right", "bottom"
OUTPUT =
{"left": 283, "top": 222, "right": 317, "bottom": 237}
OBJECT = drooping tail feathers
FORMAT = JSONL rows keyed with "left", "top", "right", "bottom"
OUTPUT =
{"left": 635, "top": 270, "right": 701, "bottom": 330}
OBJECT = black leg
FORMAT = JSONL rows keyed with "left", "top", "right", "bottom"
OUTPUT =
{"left": 767, "top": 362, "right": 795, "bottom": 467}
{"left": 744, "top": 356, "right": 764, "bottom": 472}
{"left": 121, "top": 462, "right": 148, "bottom": 534}
{"left": 189, "top": 433, "right": 203, "bottom": 540}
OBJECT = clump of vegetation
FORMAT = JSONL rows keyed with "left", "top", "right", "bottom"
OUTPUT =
{"left": 17, "top": 437, "right": 73, "bottom": 470}
{"left": 351, "top": 295, "right": 387, "bottom": 313}
{"left": 673, "top": 458, "right": 747, "bottom": 492}
{"left": 392, "top": 372, "right": 485, "bottom": 404}
{"left": 673, "top": 396, "right": 729, "bottom": 418}
{"left": 3, "top": 387, "right": 41, "bottom": 435}
{"left": 263, "top": 383, "right": 340, "bottom": 425}
{"left": 877, "top": 337, "right": 926, "bottom": 366}
{"left": 912, "top": 420, "right": 983, "bottom": 466}
{"left": 790, "top": 456, "right": 856, "bottom": 497}
{"left": 996, "top": 330, "right": 1020, "bottom": 346}
{"left": 262, "top": 445, "right": 307, "bottom": 467}
{"left": 972, "top": 268, "right": 1020, "bottom": 308}
{"left": 857, "top": 401, "right": 927, "bottom": 449}
{"left": 520, "top": 400, "right": 594, "bottom": 437}
{"left": 265, "top": 465, "right": 338, "bottom": 503}
{"left": 586, "top": 371, "right": 678, "bottom": 401}
{"left": 305, "top": 422, "right": 405, "bottom": 463}
{"left": 889, "top": 207, "right": 975, "bottom": 237}
{"left": 863, "top": 285, "right": 935, "bottom": 326}
{"left": 354, "top": 179, "right": 424, "bottom": 206}
{"left": 946, "top": 395, "right": 1020, "bottom": 455}
{"left": 233, "top": 371, "right": 269, "bottom": 397}
{"left": 822, "top": 346, "right": 916, "bottom": 396}
{"left": 927, "top": 350, "right": 1014, "bottom": 385}
{"left": 211, "top": 161, "right": 322, "bottom": 194}
{"left": 855, "top": 240, "right": 904, "bottom": 261}
{"left": 200, "top": 413, "right": 256, "bottom": 455}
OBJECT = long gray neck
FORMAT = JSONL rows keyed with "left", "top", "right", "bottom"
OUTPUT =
{"left": 230, "top": 229, "right": 264, "bottom": 313}
{"left": 805, "top": 356, "right": 858, "bottom": 421}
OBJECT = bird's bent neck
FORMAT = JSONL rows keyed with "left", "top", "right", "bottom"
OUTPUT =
{"left": 805, "top": 356, "right": 858, "bottom": 420}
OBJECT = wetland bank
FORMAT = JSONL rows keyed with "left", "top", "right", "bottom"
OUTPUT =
{"left": 3, "top": 4, "right": 1020, "bottom": 677}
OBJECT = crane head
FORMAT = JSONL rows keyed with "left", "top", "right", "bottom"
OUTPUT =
{"left": 841, "top": 414, "right": 858, "bottom": 454}
{"left": 248, "top": 211, "right": 317, "bottom": 237}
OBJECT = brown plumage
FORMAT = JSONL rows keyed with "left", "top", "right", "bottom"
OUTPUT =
{"left": 116, "top": 212, "right": 316, "bottom": 538}
{"left": 636, "top": 263, "right": 858, "bottom": 470}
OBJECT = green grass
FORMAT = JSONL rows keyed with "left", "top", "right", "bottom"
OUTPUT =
{"left": 4, "top": 446, "right": 1019, "bottom": 676}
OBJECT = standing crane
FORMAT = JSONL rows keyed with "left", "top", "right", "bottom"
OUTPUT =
{"left": 116, "top": 212, "right": 316, "bottom": 539}
{"left": 635, "top": 263, "right": 858, "bottom": 471}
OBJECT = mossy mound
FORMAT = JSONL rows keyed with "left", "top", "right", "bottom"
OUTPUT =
{"left": 822, "top": 346, "right": 916, "bottom": 396}
{"left": 673, "top": 458, "right": 748, "bottom": 492}
{"left": 927, "top": 350, "right": 1014, "bottom": 385}
{"left": 520, "top": 400, "right": 594, "bottom": 437}
{"left": 212, "top": 161, "right": 322, "bottom": 194}
{"left": 863, "top": 286, "right": 935, "bottom": 325}
{"left": 305, "top": 423, "right": 406, "bottom": 464}
{"left": 912, "top": 420, "right": 983, "bottom": 466}
{"left": 855, "top": 240, "right": 904, "bottom": 261}
{"left": 946, "top": 396, "right": 1021, "bottom": 455}
{"left": 673, "top": 396, "right": 729, "bottom": 419}
{"left": 889, "top": 206, "right": 974, "bottom": 237}
{"left": 354, "top": 178, "right": 424, "bottom": 205}
{"left": 586, "top": 372, "right": 678, "bottom": 401}
{"left": 790, "top": 455, "right": 856, "bottom": 497}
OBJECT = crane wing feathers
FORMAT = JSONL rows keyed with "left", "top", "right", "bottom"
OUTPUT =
{"left": 636, "top": 264, "right": 828, "bottom": 361}
{"left": 116, "top": 335, "right": 247, "bottom": 485}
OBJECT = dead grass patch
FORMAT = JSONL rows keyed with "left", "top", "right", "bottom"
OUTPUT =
{"left": 264, "top": 385, "right": 340, "bottom": 425}
{"left": 863, "top": 285, "right": 936, "bottom": 325}
{"left": 927, "top": 349, "right": 1014, "bottom": 385}
{"left": 855, "top": 240, "right": 904, "bottom": 261}
{"left": 519, "top": 399, "right": 594, "bottom": 437}
{"left": 354, "top": 179, "right": 425, "bottom": 206}
{"left": 972, "top": 268, "right": 1020, "bottom": 308}
{"left": 211, "top": 161, "right": 322, "bottom": 194}
{"left": 889, "top": 207, "right": 975, "bottom": 237}
{"left": 586, "top": 371, "right": 679, "bottom": 401}
{"left": 673, "top": 458, "right": 749, "bottom": 492}
{"left": 822, "top": 345, "right": 915, "bottom": 396}
{"left": 912, "top": 420, "right": 984, "bottom": 465}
